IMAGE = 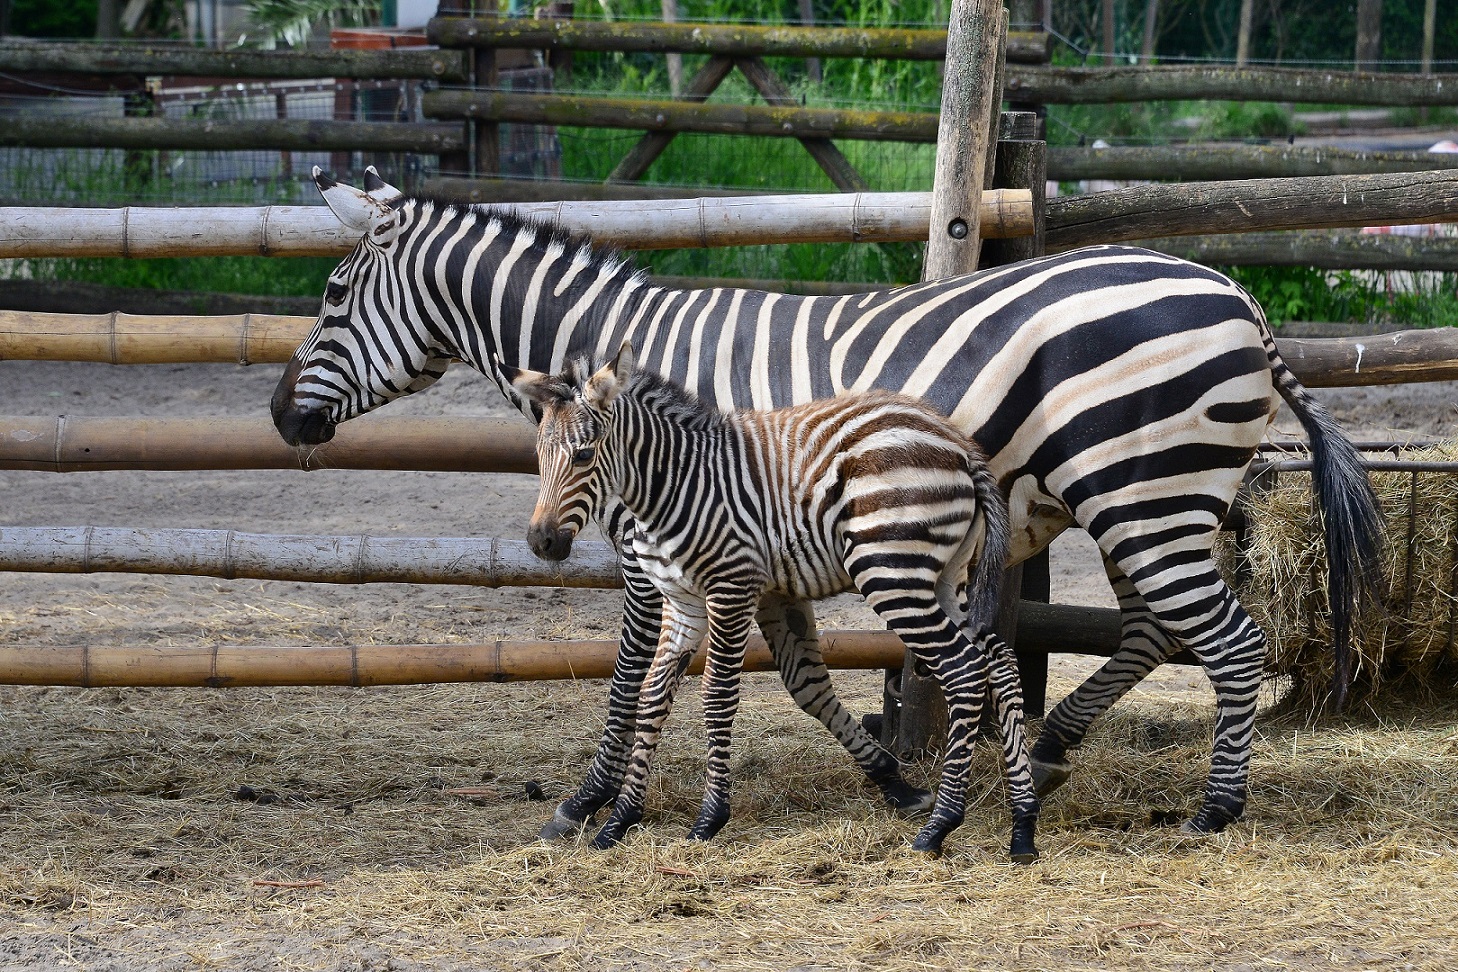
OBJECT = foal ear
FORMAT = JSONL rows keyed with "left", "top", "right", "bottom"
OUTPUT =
{"left": 584, "top": 342, "right": 634, "bottom": 410}
{"left": 502, "top": 363, "right": 565, "bottom": 406}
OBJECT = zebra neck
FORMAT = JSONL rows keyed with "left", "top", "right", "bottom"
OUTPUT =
{"left": 606, "top": 392, "right": 738, "bottom": 528}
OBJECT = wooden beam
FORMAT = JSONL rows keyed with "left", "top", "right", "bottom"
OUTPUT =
{"left": 0, "top": 42, "right": 468, "bottom": 81}
{"left": 1134, "top": 230, "right": 1458, "bottom": 272}
{"left": 1045, "top": 169, "right": 1458, "bottom": 250}
{"left": 422, "top": 175, "right": 765, "bottom": 203}
{"left": 0, "top": 116, "right": 464, "bottom": 153}
{"left": 606, "top": 55, "right": 735, "bottom": 184}
{"left": 1047, "top": 144, "right": 1458, "bottom": 182}
{"left": 427, "top": 17, "right": 1050, "bottom": 64}
{"left": 733, "top": 56, "right": 869, "bottom": 193}
{"left": 1005, "top": 65, "right": 1458, "bottom": 105}
{"left": 1275, "top": 329, "right": 1458, "bottom": 388}
{"left": 423, "top": 89, "right": 940, "bottom": 143}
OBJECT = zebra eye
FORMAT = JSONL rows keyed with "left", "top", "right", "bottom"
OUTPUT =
{"left": 325, "top": 281, "right": 347, "bottom": 306}
{"left": 571, "top": 446, "right": 596, "bottom": 467}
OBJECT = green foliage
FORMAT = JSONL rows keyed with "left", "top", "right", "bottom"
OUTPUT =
{"left": 1226, "top": 265, "right": 1458, "bottom": 330}
{"left": 14, "top": 256, "right": 337, "bottom": 298}
{"left": 238, "top": 0, "right": 379, "bottom": 48}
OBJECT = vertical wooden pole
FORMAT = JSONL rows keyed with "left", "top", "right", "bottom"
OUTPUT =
{"left": 891, "top": 0, "right": 1006, "bottom": 760}
{"left": 1421, "top": 0, "right": 1437, "bottom": 123}
{"left": 799, "top": 0, "right": 822, "bottom": 84}
{"left": 921, "top": 0, "right": 1005, "bottom": 283}
{"left": 661, "top": 0, "right": 683, "bottom": 96}
{"left": 1355, "top": 0, "right": 1383, "bottom": 71}
{"left": 276, "top": 90, "right": 292, "bottom": 180}
{"left": 1235, "top": 0, "right": 1254, "bottom": 66}
{"left": 1101, "top": 0, "right": 1115, "bottom": 65}
{"left": 437, "top": 0, "right": 471, "bottom": 178}
{"left": 1140, "top": 0, "right": 1158, "bottom": 62}
{"left": 473, "top": 11, "right": 500, "bottom": 179}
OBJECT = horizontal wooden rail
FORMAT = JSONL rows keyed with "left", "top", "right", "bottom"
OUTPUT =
{"left": 0, "top": 42, "right": 467, "bottom": 81}
{"left": 0, "top": 527, "right": 620, "bottom": 588}
{"left": 423, "top": 89, "right": 939, "bottom": 142}
{"left": 0, "top": 313, "right": 1452, "bottom": 388}
{"left": 1139, "top": 231, "right": 1458, "bottom": 272}
{"left": 0, "top": 191, "right": 1031, "bottom": 257}
{"left": 1048, "top": 145, "right": 1458, "bottom": 183}
{"left": 1006, "top": 65, "right": 1458, "bottom": 106}
{"left": 420, "top": 176, "right": 768, "bottom": 203}
{"left": 1045, "top": 169, "right": 1458, "bottom": 249}
{"left": 0, "top": 415, "right": 539, "bottom": 473}
{"left": 0, "top": 604, "right": 1126, "bottom": 688}
{"left": 426, "top": 17, "right": 1049, "bottom": 64}
{"left": 0, "top": 117, "right": 464, "bottom": 153}
{"left": 0, "top": 310, "right": 310, "bottom": 362}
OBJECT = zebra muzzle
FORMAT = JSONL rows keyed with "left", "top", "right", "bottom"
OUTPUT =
{"left": 528, "top": 521, "right": 575, "bottom": 562}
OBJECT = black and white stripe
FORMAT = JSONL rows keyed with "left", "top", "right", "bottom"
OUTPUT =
{"left": 508, "top": 348, "right": 1037, "bottom": 859}
{"left": 272, "top": 172, "right": 1383, "bottom": 839}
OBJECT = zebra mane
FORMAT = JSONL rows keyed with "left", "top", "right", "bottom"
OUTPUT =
{"left": 590, "top": 362, "right": 727, "bottom": 433}
{"left": 396, "top": 192, "right": 644, "bottom": 289}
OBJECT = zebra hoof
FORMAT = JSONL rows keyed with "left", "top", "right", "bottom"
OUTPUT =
{"left": 1030, "top": 757, "right": 1072, "bottom": 798}
{"left": 1179, "top": 803, "right": 1238, "bottom": 835}
{"left": 1009, "top": 815, "right": 1039, "bottom": 864}
{"left": 880, "top": 781, "right": 935, "bottom": 816}
{"left": 589, "top": 823, "right": 627, "bottom": 850}
{"left": 538, "top": 807, "right": 590, "bottom": 841}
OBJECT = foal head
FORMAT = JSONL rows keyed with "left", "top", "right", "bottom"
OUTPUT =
{"left": 505, "top": 344, "right": 635, "bottom": 562}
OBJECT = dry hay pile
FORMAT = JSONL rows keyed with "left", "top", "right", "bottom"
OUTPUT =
{"left": 1224, "top": 439, "right": 1458, "bottom": 707}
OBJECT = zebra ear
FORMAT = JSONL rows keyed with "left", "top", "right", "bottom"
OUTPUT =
{"left": 362, "top": 166, "right": 401, "bottom": 203}
{"left": 314, "top": 165, "right": 399, "bottom": 242}
{"left": 584, "top": 344, "right": 633, "bottom": 410}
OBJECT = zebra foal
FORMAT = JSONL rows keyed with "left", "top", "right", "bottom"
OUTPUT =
{"left": 506, "top": 343, "right": 1039, "bottom": 861}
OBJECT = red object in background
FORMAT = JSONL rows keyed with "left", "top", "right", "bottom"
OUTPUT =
{"left": 330, "top": 28, "right": 430, "bottom": 49}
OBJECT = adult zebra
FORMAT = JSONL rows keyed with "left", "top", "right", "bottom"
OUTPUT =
{"left": 273, "top": 169, "right": 1382, "bottom": 839}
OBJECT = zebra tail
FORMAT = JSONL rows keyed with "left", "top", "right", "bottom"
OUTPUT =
{"left": 1264, "top": 329, "right": 1385, "bottom": 712}
{"left": 965, "top": 449, "right": 1013, "bottom": 632}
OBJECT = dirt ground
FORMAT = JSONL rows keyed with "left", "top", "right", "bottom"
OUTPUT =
{"left": 2, "top": 356, "right": 1458, "bottom": 970}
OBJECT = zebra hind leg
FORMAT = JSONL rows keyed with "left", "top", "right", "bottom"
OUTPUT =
{"left": 1029, "top": 558, "right": 1180, "bottom": 800}
{"left": 540, "top": 549, "right": 664, "bottom": 840}
{"left": 687, "top": 589, "right": 759, "bottom": 841}
{"left": 756, "top": 594, "right": 933, "bottom": 815}
{"left": 981, "top": 633, "right": 1040, "bottom": 863}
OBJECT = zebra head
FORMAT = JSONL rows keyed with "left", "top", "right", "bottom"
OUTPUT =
{"left": 506, "top": 344, "right": 635, "bottom": 562}
{"left": 271, "top": 166, "right": 454, "bottom": 447}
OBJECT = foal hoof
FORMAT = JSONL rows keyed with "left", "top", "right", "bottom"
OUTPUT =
{"left": 1030, "top": 757, "right": 1072, "bottom": 798}
{"left": 1009, "top": 816, "right": 1039, "bottom": 865}
{"left": 538, "top": 807, "right": 590, "bottom": 841}
{"left": 880, "top": 780, "right": 935, "bottom": 816}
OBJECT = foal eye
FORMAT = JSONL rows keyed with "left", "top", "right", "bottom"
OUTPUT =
{"left": 571, "top": 447, "right": 596, "bottom": 466}
{"left": 325, "top": 281, "right": 347, "bottom": 306}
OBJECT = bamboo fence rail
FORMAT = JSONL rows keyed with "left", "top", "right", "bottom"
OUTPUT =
{"left": 0, "top": 191, "right": 1030, "bottom": 258}
{"left": 0, "top": 527, "right": 620, "bottom": 588}
{"left": 1, "top": 315, "right": 1453, "bottom": 388}
{"left": 0, "top": 603, "right": 1123, "bottom": 688}
{"left": 0, "top": 415, "right": 539, "bottom": 473}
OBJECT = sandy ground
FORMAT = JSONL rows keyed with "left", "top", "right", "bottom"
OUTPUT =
{"left": 1, "top": 355, "right": 1456, "bottom": 969}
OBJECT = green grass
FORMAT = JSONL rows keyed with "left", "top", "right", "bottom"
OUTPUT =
{"left": 1227, "top": 265, "right": 1458, "bottom": 329}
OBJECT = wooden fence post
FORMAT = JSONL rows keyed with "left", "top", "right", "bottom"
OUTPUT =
{"left": 887, "top": 0, "right": 1007, "bottom": 760}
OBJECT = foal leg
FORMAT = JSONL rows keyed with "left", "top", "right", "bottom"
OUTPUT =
{"left": 592, "top": 591, "right": 708, "bottom": 849}
{"left": 688, "top": 588, "right": 761, "bottom": 841}
{"left": 757, "top": 593, "right": 933, "bottom": 814}
{"left": 542, "top": 542, "right": 664, "bottom": 839}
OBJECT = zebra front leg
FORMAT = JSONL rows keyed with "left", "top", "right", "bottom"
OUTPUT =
{"left": 1030, "top": 559, "right": 1179, "bottom": 799}
{"left": 756, "top": 593, "right": 933, "bottom": 815}
{"left": 541, "top": 548, "right": 664, "bottom": 840}
{"left": 688, "top": 589, "right": 758, "bottom": 842}
{"left": 592, "top": 592, "right": 708, "bottom": 849}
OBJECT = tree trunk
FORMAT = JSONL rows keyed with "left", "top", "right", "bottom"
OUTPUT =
{"left": 798, "top": 0, "right": 821, "bottom": 84}
{"left": 95, "top": 0, "right": 120, "bottom": 38}
{"left": 1355, "top": 0, "right": 1383, "bottom": 70}
{"left": 661, "top": 0, "right": 683, "bottom": 96}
